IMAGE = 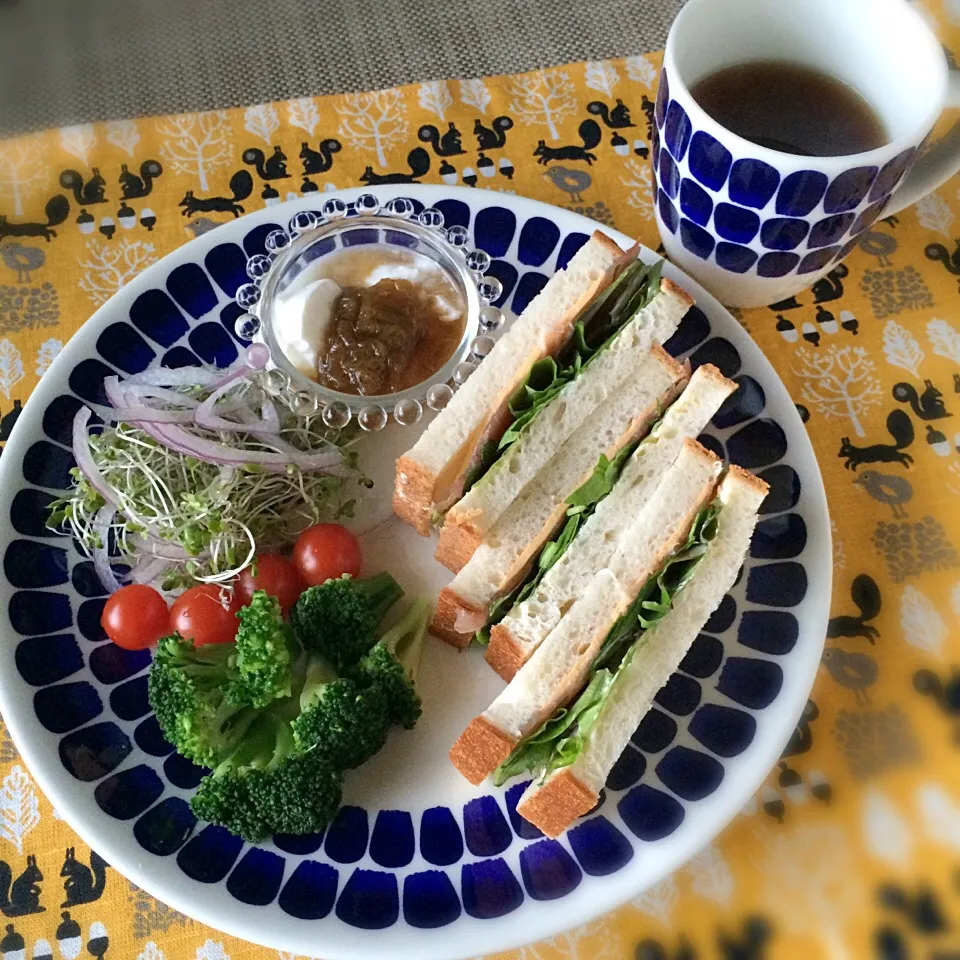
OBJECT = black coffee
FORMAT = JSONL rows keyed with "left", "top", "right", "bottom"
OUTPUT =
{"left": 690, "top": 61, "right": 888, "bottom": 157}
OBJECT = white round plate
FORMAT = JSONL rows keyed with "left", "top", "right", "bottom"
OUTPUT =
{"left": 0, "top": 186, "right": 830, "bottom": 960}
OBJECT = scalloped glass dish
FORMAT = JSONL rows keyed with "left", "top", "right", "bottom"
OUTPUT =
{"left": 234, "top": 195, "right": 504, "bottom": 431}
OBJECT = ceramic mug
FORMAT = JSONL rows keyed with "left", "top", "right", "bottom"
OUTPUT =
{"left": 652, "top": 0, "right": 960, "bottom": 308}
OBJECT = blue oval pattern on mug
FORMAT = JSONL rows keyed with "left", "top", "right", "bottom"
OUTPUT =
{"left": 713, "top": 204, "right": 759, "bottom": 245}
{"left": 824, "top": 166, "right": 878, "bottom": 214}
{"left": 728, "top": 158, "right": 780, "bottom": 209}
{"left": 4, "top": 194, "right": 815, "bottom": 932}
{"left": 869, "top": 148, "right": 915, "bottom": 202}
{"left": 679, "top": 179, "right": 713, "bottom": 227}
{"left": 715, "top": 242, "right": 758, "bottom": 274}
{"left": 687, "top": 130, "right": 731, "bottom": 191}
{"left": 760, "top": 218, "right": 809, "bottom": 252}
{"left": 776, "top": 170, "right": 828, "bottom": 217}
{"left": 663, "top": 101, "right": 693, "bottom": 161}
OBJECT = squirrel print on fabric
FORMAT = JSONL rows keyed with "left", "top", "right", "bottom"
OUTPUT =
{"left": 892, "top": 380, "right": 950, "bottom": 420}
{"left": 418, "top": 122, "right": 466, "bottom": 157}
{"left": 586, "top": 98, "right": 635, "bottom": 128}
{"left": 827, "top": 574, "right": 881, "bottom": 643}
{"left": 473, "top": 116, "right": 513, "bottom": 151}
{"left": 0, "top": 855, "right": 44, "bottom": 917}
{"left": 359, "top": 147, "right": 430, "bottom": 185}
{"left": 58, "top": 169, "right": 106, "bottom": 205}
{"left": 300, "top": 139, "right": 342, "bottom": 175}
{"left": 534, "top": 120, "right": 602, "bottom": 165}
{"left": 839, "top": 410, "right": 914, "bottom": 470}
{"left": 118, "top": 160, "right": 163, "bottom": 199}
{"left": 242, "top": 146, "right": 290, "bottom": 180}
{"left": 61, "top": 848, "right": 108, "bottom": 907}
{"left": 0, "top": 196, "right": 70, "bottom": 242}
{"left": 179, "top": 171, "right": 254, "bottom": 218}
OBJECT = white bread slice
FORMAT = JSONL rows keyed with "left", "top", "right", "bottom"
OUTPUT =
{"left": 516, "top": 465, "right": 769, "bottom": 838}
{"left": 448, "top": 439, "right": 721, "bottom": 785}
{"left": 487, "top": 363, "right": 736, "bottom": 679}
{"left": 393, "top": 232, "right": 626, "bottom": 535}
{"left": 435, "top": 277, "right": 693, "bottom": 569}
{"left": 430, "top": 346, "right": 690, "bottom": 647}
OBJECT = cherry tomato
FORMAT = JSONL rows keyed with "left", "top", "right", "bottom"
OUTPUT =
{"left": 293, "top": 523, "right": 362, "bottom": 587}
{"left": 170, "top": 584, "right": 242, "bottom": 646}
{"left": 236, "top": 553, "right": 304, "bottom": 614}
{"left": 101, "top": 584, "right": 170, "bottom": 650}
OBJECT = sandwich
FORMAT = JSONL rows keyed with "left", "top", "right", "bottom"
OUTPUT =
{"left": 512, "top": 467, "right": 768, "bottom": 838}
{"left": 393, "top": 234, "right": 694, "bottom": 566}
{"left": 448, "top": 438, "right": 724, "bottom": 786}
{"left": 433, "top": 262, "right": 692, "bottom": 571}
{"left": 434, "top": 363, "right": 737, "bottom": 660}
{"left": 393, "top": 232, "right": 626, "bottom": 535}
{"left": 485, "top": 363, "right": 737, "bottom": 679}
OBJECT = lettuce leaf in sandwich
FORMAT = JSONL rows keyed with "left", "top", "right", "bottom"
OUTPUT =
{"left": 492, "top": 500, "right": 721, "bottom": 786}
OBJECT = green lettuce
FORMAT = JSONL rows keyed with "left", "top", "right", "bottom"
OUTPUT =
{"left": 462, "top": 259, "right": 663, "bottom": 496}
{"left": 473, "top": 438, "right": 640, "bottom": 646}
{"left": 493, "top": 669, "right": 617, "bottom": 786}
{"left": 491, "top": 500, "right": 722, "bottom": 783}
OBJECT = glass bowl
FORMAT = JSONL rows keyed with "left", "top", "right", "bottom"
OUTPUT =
{"left": 232, "top": 195, "right": 505, "bottom": 430}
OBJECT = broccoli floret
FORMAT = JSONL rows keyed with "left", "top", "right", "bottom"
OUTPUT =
{"left": 292, "top": 653, "right": 390, "bottom": 768}
{"left": 354, "top": 597, "right": 430, "bottom": 729}
{"left": 191, "top": 709, "right": 342, "bottom": 842}
{"left": 227, "top": 590, "right": 301, "bottom": 709}
{"left": 290, "top": 573, "right": 403, "bottom": 672}
{"left": 148, "top": 635, "right": 255, "bottom": 768}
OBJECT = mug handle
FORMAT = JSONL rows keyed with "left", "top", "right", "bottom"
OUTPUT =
{"left": 886, "top": 72, "right": 960, "bottom": 215}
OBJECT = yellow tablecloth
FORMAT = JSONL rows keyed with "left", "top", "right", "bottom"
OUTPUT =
{"left": 2, "top": 3, "right": 960, "bottom": 958}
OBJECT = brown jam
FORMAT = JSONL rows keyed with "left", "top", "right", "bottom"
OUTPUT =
{"left": 316, "top": 278, "right": 464, "bottom": 396}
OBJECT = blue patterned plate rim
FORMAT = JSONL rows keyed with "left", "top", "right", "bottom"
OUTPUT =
{"left": 0, "top": 186, "right": 831, "bottom": 960}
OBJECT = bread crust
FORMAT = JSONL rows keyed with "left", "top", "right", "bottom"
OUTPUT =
{"left": 392, "top": 454, "right": 438, "bottom": 536}
{"left": 515, "top": 768, "right": 598, "bottom": 838}
{"left": 659, "top": 275, "right": 695, "bottom": 310}
{"left": 725, "top": 462, "right": 771, "bottom": 496}
{"left": 430, "top": 586, "right": 481, "bottom": 648}
{"left": 434, "top": 509, "right": 483, "bottom": 572}
{"left": 485, "top": 624, "right": 526, "bottom": 681}
{"left": 449, "top": 716, "right": 517, "bottom": 786}
{"left": 392, "top": 232, "right": 626, "bottom": 534}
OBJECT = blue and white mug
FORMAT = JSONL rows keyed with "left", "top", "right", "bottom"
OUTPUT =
{"left": 653, "top": 0, "right": 960, "bottom": 307}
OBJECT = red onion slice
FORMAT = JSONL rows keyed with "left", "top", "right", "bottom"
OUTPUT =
{"left": 72, "top": 407, "right": 119, "bottom": 508}
{"left": 134, "top": 419, "right": 350, "bottom": 474}
{"left": 91, "top": 505, "right": 123, "bottom": 594}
